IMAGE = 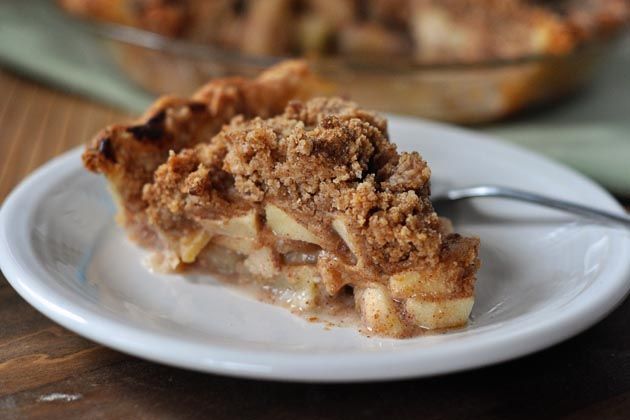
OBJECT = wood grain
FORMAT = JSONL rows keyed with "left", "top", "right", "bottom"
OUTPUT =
{"left": 0, "top": 69, "right": 629, "bottom": 419}
{"left": 0, "top": 71, "right": 127, "bottom": 202}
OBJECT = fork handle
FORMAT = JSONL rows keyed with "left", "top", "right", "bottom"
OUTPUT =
{"left": 445, "top": 186, "right": 630, "bottom": 230}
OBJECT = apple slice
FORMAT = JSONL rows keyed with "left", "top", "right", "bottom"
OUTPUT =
{"left": 244, "top": 247, "right": 280, "bottom": 278}
{"left": 283, "top": 265, "right": 320, "bottom": 285}
{"left": 179, "top": 230, "right": 212, "bottom": 264}
{"left": 404, "top": 297, "right": 474, "bottom": 329}
{"left": 212, "top": 235, "right": 257, "bottom": 254}
{"left": 280, "top": 265, "right": 321, "bottom": 310}
{"left": 332, "top": 216, "right": 359, "bottom": 256}
{"left": 200, "top": 210, "right": 259, "bottom": 238}
{"left": 355, "top": 284, "right": 405, "bottom": 337}
{"left": 265, "top": 204, "right": 324, "bottom": 246}
{"left": 389, "top": 270, "right": 454, "bottom": 298}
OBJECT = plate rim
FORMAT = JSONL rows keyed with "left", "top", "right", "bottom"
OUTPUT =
{"left": 1, "top": 117, "right": 629, "bottom": 382}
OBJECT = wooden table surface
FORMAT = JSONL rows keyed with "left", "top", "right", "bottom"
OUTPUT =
{"left": 1, "top": 69, "right": 630, "bottom": 420}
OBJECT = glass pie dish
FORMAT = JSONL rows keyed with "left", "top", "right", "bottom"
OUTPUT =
{"left": 64, "top": 2, "right": 628, "bottom": 124}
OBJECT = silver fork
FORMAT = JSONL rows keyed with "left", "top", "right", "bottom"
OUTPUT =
{"left": 431, "top": 185, "right": 630, "bottom": 229}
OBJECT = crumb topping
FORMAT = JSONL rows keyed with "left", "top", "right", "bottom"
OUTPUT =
{"left": 144, "top": 97, "right": 478, "bottom": 279}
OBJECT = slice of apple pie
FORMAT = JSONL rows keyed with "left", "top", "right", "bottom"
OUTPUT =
{"left": 83, "top": 61, "right": 480, "bottom": 338}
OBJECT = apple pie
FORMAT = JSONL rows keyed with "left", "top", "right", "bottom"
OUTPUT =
{"left": 83, "top": 61, "right": 480, "bottom": 338}
{"left": 61, "top": 0, "right": 628, "bottom": 62}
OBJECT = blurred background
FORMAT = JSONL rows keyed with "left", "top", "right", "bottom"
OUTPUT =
{"left": 0, "top": 0, "right": 629, "bottom": 198}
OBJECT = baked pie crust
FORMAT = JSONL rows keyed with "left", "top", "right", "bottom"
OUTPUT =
{"left": 83, "top": 61, "right": 480, "bottom": 337}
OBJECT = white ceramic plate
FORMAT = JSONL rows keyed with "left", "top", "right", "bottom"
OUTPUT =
{"left": 1, "top": 116, "right": 629, "bottom": 382}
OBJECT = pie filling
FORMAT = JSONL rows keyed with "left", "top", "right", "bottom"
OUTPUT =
{"left": 83, "top": 61, "right": 480, "bottom": 338}
{"left": 146, "top": 206, "right": 477, "bottom": 337}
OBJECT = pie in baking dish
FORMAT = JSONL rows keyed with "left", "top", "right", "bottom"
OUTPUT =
{"left": 83, "top": 61, "right": 480, "bottom": 337}
{"left": 61, "top": 0, "right": 628, "bottom": 62}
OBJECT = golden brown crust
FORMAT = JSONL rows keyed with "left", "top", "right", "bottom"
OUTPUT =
{"left": 83, "top": 60, "right": 319, "bottom": 214}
